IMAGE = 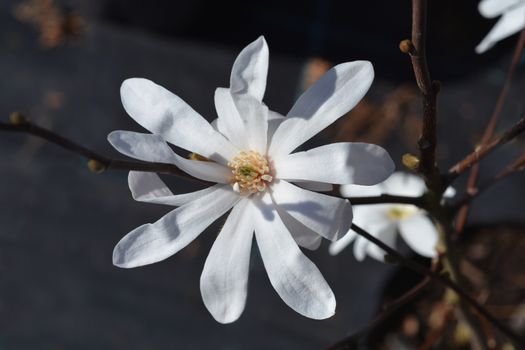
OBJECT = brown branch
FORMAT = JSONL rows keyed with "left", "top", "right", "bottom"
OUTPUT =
{"left": 0, "top": 118, "right": 209, "bottom": 184}
{"left": 347, "top": 194, "right": 424, "bottom": 207}
{"left": 453, "top": 150, "right": 525, "bottom": 209}
{"left": 408, "top": 0, "right": 439, "bottom": 181}
{"left": 327, "top": 277, "right": 431, "bottom": 350}
{"left": 349, "top": 223, "right": 525, "bottom": 348}
{"left": 455, "top": 27, "right": 525, "bottom": 233}
{"left": 447, "top": 116, "right": 525, "bottom": 180}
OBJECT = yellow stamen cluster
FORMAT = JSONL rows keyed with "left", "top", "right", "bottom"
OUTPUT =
{"left": 228, "top": 150, "right": 273, "bottom": 194}
{"left": 387, "top": 205, "right": 417, "bottom": 221}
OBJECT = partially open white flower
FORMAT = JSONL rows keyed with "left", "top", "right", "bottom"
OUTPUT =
{"left": 108, "top": 36, "right": 394, "bottom": 323}
{"left": 476, "top": 0, "right": 525, "bottom": 53}
{"left": 329, "top": 172, "right": 455, "bottom": 261}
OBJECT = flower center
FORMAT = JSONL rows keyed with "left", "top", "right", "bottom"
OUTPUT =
{"left": 228, "top": 150, "right": 273, "bottom": 194}
{"left": 387, "top": 205, "right": 417, "bottom": 221}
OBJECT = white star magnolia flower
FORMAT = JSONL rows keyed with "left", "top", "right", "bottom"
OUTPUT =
{"left": 108, "top": 36, "right": 395, "bottom": 323}
{"left": 329, "top": 172, "right": 455, "bottom": 261}
{"left": 477, "top": 0, "right": 525, "bottom": 53}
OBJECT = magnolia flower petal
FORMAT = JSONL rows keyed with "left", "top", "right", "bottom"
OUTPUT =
{"left": 294, "top": 181, "right": 333, "bottom": 192}
{"left": 231, "top": 94, "right": 269, "bottom": 153}
{"left": 269, "top": 61, "right": 374, "bottom": 156}
{"left": 128, "top": 171, "right": 221, "bottom": 206}
{"left": 340, "top": 184, "right": 382, "bottom": 197}
{"left": 230, "top": 36, "right": 269, "bottom": 101}
{"left": 271, "top": 180, "right": 352, "bottom": 241}
{"left": 274, "top": 142, "right": 394, "bottom": 185}
{"left": 267, "top": 110, "right": 285, "bottom": 141}
{"left": 120, "top": 78, "right": 238, "bottom": 164}
{"left": 353, "top": 236, "right": 369, "bottom": 261}
{"left": 328, "top": 230, "right": 357, "bottom": 255}
{"left": 366, "top": 224, "right": 397, "bottom": 262}
{"left": 479, "top": 0, "right": 523, "bottom": 18}
{"left": 444, "top": 186, "right": 456, "bottom": 198}
{"left": 276, "top": 204, "right": 323, "bottom": 250}
{"left": 108, "top": 130, "right": 232, "bottom": 183}
{"left": 113, "top": 185, "right": 240, "bottom": 268}
{"left": 200, "top": 198, "right": 254, "bottom": 324}
{"left": 476, "top": 7, "right": 525, "bottom": 53}
{"left": 351, "top": 214, "right": 393, "bottom": 261}
{"left": 253, "top": 194, "right": 336, "bottom": 319}
{"left": 214, "top": 88, "right": 244, "bottom": 147}
{"left": 108, "top": 130, "right": 176, "bottom": 163}
{"left": 381, "top": 172, "right": 426, "bottom": 197}
{"left": 398, "top": 215, "right": 439, "bottom": 258}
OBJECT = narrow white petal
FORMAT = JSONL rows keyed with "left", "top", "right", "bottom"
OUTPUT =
{"left": 253, "top": 194, "right": 335, "bottom": 319}
{"left": 120, "top": 78, "right": 238, "bottom": 164}
{"left": 381, "top": 172, "right": 426, "bottom": 197}
{"left": 231, "top": 94, "right": 268, "bottom": 153}
{"left": 269, "top": 61, "right": 374, "bottom": 156}
{"left": 113, "top": 185, "right": 240, "bottom": 268}
{"left": 340, "top": 184, "right": 382, "bottom": 198}
{"left": 276, "top": 203, "right": 323, "bottom": 250}
{"left": 476, "top": 7, "right": 525, "bottom": 53}
{"left": 479, "top": 0, "right": 523, "bottom": 18}
{"left": 351, "top": 212, "right": 393, "bottom": 261}
{"left": 230, "top": 36, "right": 269, "bottom": 101}
{"left": 271, "top": 180, "right": 352, "bottom": 241}
{"left": 365, "top": 224, "right": 398, "bottom": 262}
{"left": 353, "top": 236, "right": 369, "bottom": 261}
{"left": 214, "top": 88, "right": 244, "bottom": 147}
{"left": 444, "top": 186, "right": 456, "bottom": 198}
{"left": 108, "top": 131, "right": 232, "bottom": 183}
{"left": 200, "top": 199, "right": 254, "bottom": 324}
{"left": 108, "top": 130, "right": 176, "bottom": 163}
{"left": 274, "top": 142, "right": 394, "bottom": 185}
{"left": 128, "top": 171, "right": 221, "bottom": 206}
{"left": 294, "top": 181, "right": 333, "bottom": 192}
{"left": 398, "top": 215, "right": 439, "bottom": 258}
{"left": 267, "top": 110, "right": 285, "bottom": 141}
{"left": 328, "top": 230, "right": 357, "bottom": 255}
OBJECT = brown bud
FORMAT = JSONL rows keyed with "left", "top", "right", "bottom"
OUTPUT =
{"left": 87, "top": 159, "right": 106, "bottom": 173}
{"left": 383, "top": 254, "right": 398, "bottom": 264}
{"left": 402, "top": 153, "right": 420, "bottom": 170}
{"left": 454, "top": 322, "right": 472, "bottom": 346}
{"left": 9, "top": 112, "right": 27, "bottom": 125}
{"left": 444, "top": 289, "right": 459, "bottom": 305}
{"left": 399, "top": 39, "right": 414, "bottom": 54}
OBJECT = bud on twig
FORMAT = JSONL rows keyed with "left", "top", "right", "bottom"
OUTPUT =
{"left": 9, "top": 112, "right": 27, "bottom": 125}
{"left": 87, "top": 159, "right": 106, "bottom": 173}
{"left": 402, "top": 153, "right": 420, "bottom": 170}
{"left": 399, "top": 39, "right": 415, "bottom": 54}
{"left": 383, "top": 253, "right": 398, "bottom": 264}
{"left": 454, "top": 322, "right": 472, "bottom": 346}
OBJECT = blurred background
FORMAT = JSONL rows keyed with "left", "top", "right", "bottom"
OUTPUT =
{"left": 0, "top": 0, "right": 524, "bottom": 348}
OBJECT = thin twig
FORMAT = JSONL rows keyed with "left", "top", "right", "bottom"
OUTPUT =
{"left": 348, "top": 194, "right": 424, "bottom": 206}
{"left": 350, "top": 223, "right": 525, "bottom": 348}
{"left": 0, "top": 119, "right": 441, "bottom": 208}
{"left": 409, "top": 0, "right": 439, "bottom": 182}
{"left": 327, "top": 277, "right": 431, "bottom": 350}
{"left": 455, "top": 27, "right": 525, "bottom": 233}
{"left": 447, "top": 116, "right": 525, "bottom": 181}
{"left": 453, "top": 150, "right": 525, "bottom": 209}
{"left": 0, "top": 119, "right": 209, "bottom": 184}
